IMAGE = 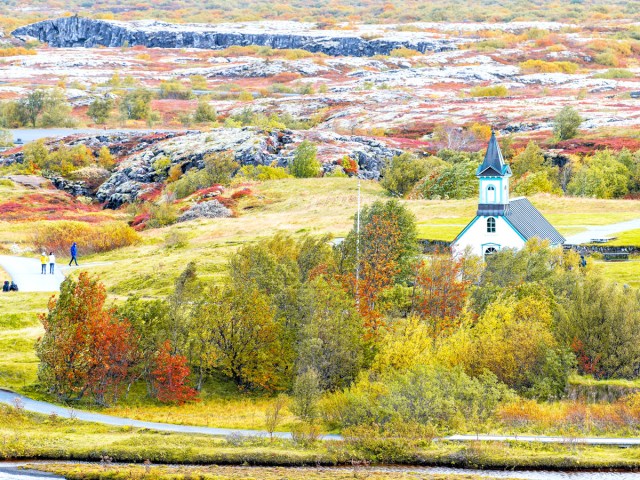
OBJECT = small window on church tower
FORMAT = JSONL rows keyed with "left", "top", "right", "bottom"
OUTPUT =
{"left": 487, "top": 185, "right": 496, "bottom": 202}
{"left": 487, "top": 217, "right": 496, "bottom": 233}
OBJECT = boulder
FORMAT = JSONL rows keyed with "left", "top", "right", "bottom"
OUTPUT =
{"left": 178, "top": 200, "right": 232, "bottom": 222}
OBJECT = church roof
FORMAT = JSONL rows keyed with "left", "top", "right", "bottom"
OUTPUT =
{"left": 476, "top": 131, "right": 512, "bottom": 177}
{"left": 504, "top": 197, "right": 565, "bottom": 245}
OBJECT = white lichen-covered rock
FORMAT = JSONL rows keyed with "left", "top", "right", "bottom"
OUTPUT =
{"left": 178, "top": 200, "right": 231, "bottom": 222}
{"left": 94, "top": 127, "right": 402, "bottom": 208}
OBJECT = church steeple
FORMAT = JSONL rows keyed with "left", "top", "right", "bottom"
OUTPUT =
{"left": 477, "top": 131, "right": 512, "bottom": 178}
{"left": 476, "top": 132, "right": 511, "bottom": 216}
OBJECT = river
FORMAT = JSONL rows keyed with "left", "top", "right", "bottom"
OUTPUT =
{"left": 2, "top": 463, "right": 640, "bottom": 480}
{"left": 8, "top": 128, "right": 183, "bottom": 145}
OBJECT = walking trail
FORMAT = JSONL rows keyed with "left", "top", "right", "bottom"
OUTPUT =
{"left": 0, "top": 256, "right": 112, "bottom": 292}
{"left": 0, "top": 255, "right": 66, "bottom": 292}
{"left": 2, "top": 389, "right": 640, "bottom": 445}
{"left": 564, "top": 218, "right": 640, "bottom": 245}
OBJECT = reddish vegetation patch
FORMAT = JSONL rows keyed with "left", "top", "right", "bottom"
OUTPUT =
{"left": 152, "top": 99, "right": 199, "bottom": 114}
{"left": 137, "top": 185, "right": 163, "bottom": 202}
{"left": 554, "top": 137, "right": 640, "bottom": 154}
{"left": 230, "top": 187, "right": 252, "bottom": 199}
{"left": 130, "top": 212, "right": 151, "bottom": 231}
{"left": 385, "top": 136, "right": 432, "bottom": 150}
{"left": 0, "top": 192, "right": 105, "bottom": 222}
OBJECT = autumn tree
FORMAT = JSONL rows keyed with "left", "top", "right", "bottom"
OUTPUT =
{"left": 296, "top": 276, "right": 366, "bottom": 390}
{"left": 37, "top": 273, "right": 137, "bottom": 405}
{"left": 412, "top": 253, "right": 471, "bottom": 338}
{"left": 116, "top": 296, "right": 169, "bottom": 394}
{"left": 196, "top": 284, "right": 285, "bottom": 390}
{"left": 151, "top": 340, "right": 197, "bottom": 404}
{"left": 555, "top": 273, "right": 640, "bottom": 379}
{"left": 336, "top": 200, "right": 419, "bottom": 334}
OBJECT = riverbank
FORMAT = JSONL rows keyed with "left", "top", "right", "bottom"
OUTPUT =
{"left": 4, "top": 405, "right": 640, "bottom": 471}
{"left": 19, "top": 463, "right": 640, "bottom": 480}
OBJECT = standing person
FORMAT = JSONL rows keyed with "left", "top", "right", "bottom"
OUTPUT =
{"left": 49, "top": 251, "right": 56, "bottom": 275}
{"left": 69, "top": 242, "right": 79, "bottom": 266}
{"left": 40, "top": 252, "right": 47, "bottom": 274}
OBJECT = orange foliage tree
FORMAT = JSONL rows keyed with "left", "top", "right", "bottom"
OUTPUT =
{"left": 151, "top": 340, "right": 197, "bottom": 404}
{"left": 36, "top": 272, "right": 138, "bottom": 405}
{"left": 413, "top": 253, "right": 471, "bottom": 337}
{"left": 337, "top": 200, "right": 419, "bottom": 337}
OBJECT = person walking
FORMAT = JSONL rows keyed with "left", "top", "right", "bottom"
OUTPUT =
{"left": 49, "top": 251, "right": 56, "bottom": 275}
{"left": 40, "top": 252, "right": 47, "bottom": 274}
{"left": 69, "top": 242, "right": 79, "bottom": 266}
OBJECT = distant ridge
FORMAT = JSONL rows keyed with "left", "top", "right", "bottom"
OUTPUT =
{"left": 12, "top": 16, "right": 465, "bottom": 56}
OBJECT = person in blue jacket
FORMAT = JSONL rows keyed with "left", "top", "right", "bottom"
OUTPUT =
{"left": 69, "top": 242, "right": 79, "bottom": 266}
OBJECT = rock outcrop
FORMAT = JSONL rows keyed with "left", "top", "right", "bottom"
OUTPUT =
{"left": 13, "top": 17, "right": 463, "bottom": 57}
{"left": 95, "top": 128, "right": 402, "bottom": 208}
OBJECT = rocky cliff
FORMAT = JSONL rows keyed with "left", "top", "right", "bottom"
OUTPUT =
{"left": 12, "top": 17, "right": 463, "bottom": 57}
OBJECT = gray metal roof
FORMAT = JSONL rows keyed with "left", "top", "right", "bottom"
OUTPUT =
{"left": 505, "top": 197, "right": 565, "bottom": 245}
{"left": 476, "top": 132, "right": 512, "bottom": 177}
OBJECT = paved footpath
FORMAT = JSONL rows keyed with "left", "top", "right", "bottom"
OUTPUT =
{"left": 564, "top": 218, "right": 640, "bottom": 245}
{"left": 0, "top": 255, "right": 66, "bottom": 292}
{"left": 3, "top": 389, "right": 640, "bottom": 445}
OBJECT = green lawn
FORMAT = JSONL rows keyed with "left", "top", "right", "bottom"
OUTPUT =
{"left": 595, "top": 258, "right": 640, "bottom": 288}
{"left": 603, "top": 229, "right": 640, "bottom": 246}
{"left": 0, "top": 292, "right": 48, "bottom": 391}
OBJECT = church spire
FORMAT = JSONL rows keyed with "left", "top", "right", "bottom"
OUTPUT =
{"left": 476, "top": 131, "right": 512, "bottom": 178}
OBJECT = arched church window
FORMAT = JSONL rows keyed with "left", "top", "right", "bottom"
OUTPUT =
{"left": 485, "top": 246, "right": 498, "bottom": 256}
{"left": 487, "top": 185, "right": 496, "bottom": 202}
{"left": 487, "top": 217, "right": 496, "bottom": 233}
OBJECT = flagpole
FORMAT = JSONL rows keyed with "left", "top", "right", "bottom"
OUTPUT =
{"left": 355, "top": 177, "right": 361, "bottom": 302}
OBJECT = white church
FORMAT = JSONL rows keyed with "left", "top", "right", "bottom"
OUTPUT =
{"left": 451, "top": 132, "right": 565, "bottom": 258}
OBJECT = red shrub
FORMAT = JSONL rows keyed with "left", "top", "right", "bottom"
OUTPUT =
{"left": 231, "top": 187, "right": 253, "bottom": 199}
{"left": 151, "top": 340, "right": 198, "bottom": 405}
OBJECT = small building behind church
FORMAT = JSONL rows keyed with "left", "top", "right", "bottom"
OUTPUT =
{"left": 452, "top": 132, "right": 565, "bottom": 258}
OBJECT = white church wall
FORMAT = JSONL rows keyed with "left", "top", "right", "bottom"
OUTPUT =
{"left": 451, "top": 215, "right": 525, "bottom": 258}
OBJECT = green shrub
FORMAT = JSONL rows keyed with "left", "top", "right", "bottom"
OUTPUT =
{"left": 289, "top": 141, "right": 321, "bottom": 178}
{"left": 469, "top": 85, "right": 509, "bottom": 97}
{"left": 326, "top": 364, "right": 512, "bottom": 431}
{"left": 520, "top": 59, "right": 578, "bottom": 74}
{"left": 169, "top": 152, "right": 239, "bottom": 198}
{"left": 238, "top": 164, "right": 291, "bottom": 181}
{"left": 381, "top": 153, "right": 445, "bottom": 197}
{"left": 553, "top": 106, "right": 582, "bottom": 140}
{"left": 594, "top": 68, "right": 634, "bottom": 78}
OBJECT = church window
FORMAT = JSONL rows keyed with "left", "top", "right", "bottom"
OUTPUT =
{"left": 487, "top": 217, "right": 496, "bottom": 233}
{"left": 487, "top": 185, "right": 496, "bottom": 202}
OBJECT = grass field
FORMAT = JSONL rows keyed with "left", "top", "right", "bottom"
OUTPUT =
{"left": 0, "top": 292, "right": 48, "bottom": 391}
{"left": 6, "top": 405, "right": 640, "bottom": 469}
{"left": 5, "top": 179, "right": 640, "bottom": 438}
